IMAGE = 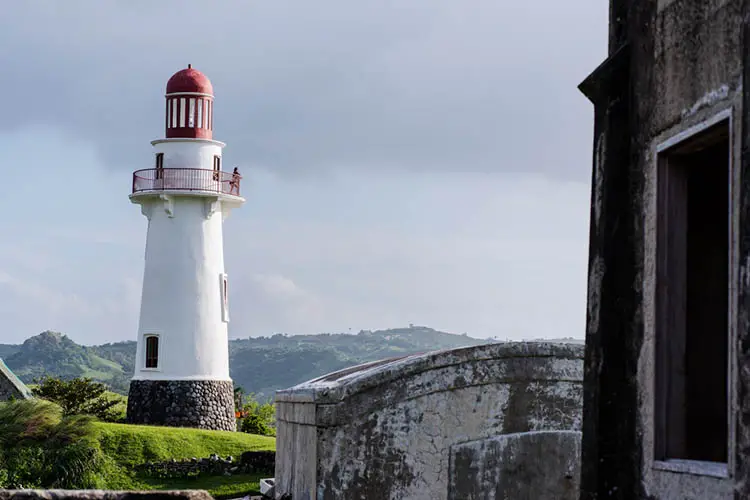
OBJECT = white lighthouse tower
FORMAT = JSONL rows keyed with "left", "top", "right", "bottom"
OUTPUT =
{"left": 126, "top": 65, "right": 243, "bottom": 431}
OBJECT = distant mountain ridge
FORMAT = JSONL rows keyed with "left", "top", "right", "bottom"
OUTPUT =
{"left": 0, "top": 326, "right": 496, "bottom": 397}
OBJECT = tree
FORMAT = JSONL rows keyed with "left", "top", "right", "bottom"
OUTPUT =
{"left": 239, "top": 414, "right": 272, "bottom": 436}
{"left": 32, "top": 376, "right": 121, "bottom": 422}
{"left": 233, "top": 386, "right": 245, "bottom": 413}
{"left": 237, "top": 393, "right": 276, "bottom": 437}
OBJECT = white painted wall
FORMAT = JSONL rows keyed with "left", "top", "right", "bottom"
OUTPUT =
{"left": 132, "top": 195, "right": 231, "bottom": 381}
{"left": 151, "top": 138, "right": 225, "bottom": 170}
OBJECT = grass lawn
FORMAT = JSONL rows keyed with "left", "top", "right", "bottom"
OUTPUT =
{"left": 139, "top": 473, "right": 267, "bottom": 498}
{"left": 95, "top": 421, "right": 275, "bottom": 495}
{"left": 96, "top": 421, "right": 276, "bottom": 466}
{"left": 0, "top": 399, "right": 276, "bottom": 495}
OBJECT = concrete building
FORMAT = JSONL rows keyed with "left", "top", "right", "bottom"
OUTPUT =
{"left": 125, "top": 65, "right": 245, "bottom": 431}
{"left": 579, "top": 1, "right": 745, "bottom": 498}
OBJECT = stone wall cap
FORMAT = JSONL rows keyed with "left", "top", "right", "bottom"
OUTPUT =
{"left": 275, "top": 341, "right": 583, "bottom": 404}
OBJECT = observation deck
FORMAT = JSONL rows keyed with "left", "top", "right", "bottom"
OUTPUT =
{"left": 131, "top": 168, "right": 243, "bottom": 200}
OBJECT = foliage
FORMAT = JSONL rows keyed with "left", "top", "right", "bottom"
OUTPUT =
{"left": 239, "top": 414, "right": 272, "bottom": 436}
{"left": 0, "top": 399, "right": 117, "bottom": 489}
{"left": 0, "top": 399, "right": 276, "bottom": 493}
{"left": 236, "top": 392, "right": 276, "bottom": 437}
{"left": 233, "top": 385, "right": 245, "bottom": 413}
{"left": 33, "top": 376, "right": 123, "bottom": 422}
{"left": 6, "top": 326, "right": 491, "bottom": 398}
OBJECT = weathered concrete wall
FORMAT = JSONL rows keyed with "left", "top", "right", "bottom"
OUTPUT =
{"left": 0, "top": 359, "right": 33, "bottom": 401}
{"left": 640, "top": 2, "right": 741, "bottom": 499}
{"left": 448, "top": 430, "right": 581, "bottom": 500}
{"left": 274, "top": 342, "right": 583, "bottom": 500}
{"left": 579, "top": 0, "right": 744, "bottom": 498}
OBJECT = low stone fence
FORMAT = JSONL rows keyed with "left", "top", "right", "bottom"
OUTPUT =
{"left": 136, "top": 451, "right": 275, "bottom": 479}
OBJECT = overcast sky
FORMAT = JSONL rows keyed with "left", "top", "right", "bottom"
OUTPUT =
{"left": 0, "top": 1, "right": 607, "bottom": 345}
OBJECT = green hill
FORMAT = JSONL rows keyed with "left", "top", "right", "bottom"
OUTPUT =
{"left": 3, "top": 326, "right": 492, "bottom": 398}
{"left": 3, "top": 331, "right": 130, "bottom": 393}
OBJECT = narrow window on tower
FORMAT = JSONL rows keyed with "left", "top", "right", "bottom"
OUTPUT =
{"left": 155, "top": 153, "right": 164, "bottom": 180}
{"left": 171, "top": 99, "right": 177, "bottom": 128}
{"left": 197, "top": 99, "right": 203, "bottom": 129}
{"left": 188, "top": 98, "right": 196, "bottom": 127}
{"left": 220, "top": 273, "right": 230, "bottom": 323}
{"left": 179, "top": 98, "right": 186, "bottom": 128}
{"left": 144, "top": 335, "right": 159, "bottom": 369}
{"left": 654, "top": 117, "right": 731, "bottom": 471}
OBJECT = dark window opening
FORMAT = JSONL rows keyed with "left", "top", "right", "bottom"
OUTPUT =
{"left": 654, "top": 120, "right": 730, "bottom": 464}
{"left": 155, "top": 153, "right": 164, "bottom": 180}
{"left": 145, "top": 335, "right": 159, "bottom": 369}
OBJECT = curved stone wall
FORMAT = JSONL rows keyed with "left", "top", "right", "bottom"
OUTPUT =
{"left": 127, "top": 380, "right": 235, "bottom": 431}
{"left": 274, "top": 341, "right": 584, "bottom": 500}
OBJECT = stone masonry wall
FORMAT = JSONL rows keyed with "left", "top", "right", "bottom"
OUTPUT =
{"left": 274, "top": 342, "right": 583, "bottom": 500}
{"left": 136, "top": 451, "right": 275, "bottom": 479}
{"left": 126, "top": 380, "right": 235, "bottom": 431}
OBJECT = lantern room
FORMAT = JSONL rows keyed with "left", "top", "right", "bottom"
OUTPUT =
{"left": 165, "top": 64, "right": 214, "bottom": 140}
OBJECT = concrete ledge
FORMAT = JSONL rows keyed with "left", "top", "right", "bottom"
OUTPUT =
{"left": 276, "top": 342, "right": 584, "bottom": 407}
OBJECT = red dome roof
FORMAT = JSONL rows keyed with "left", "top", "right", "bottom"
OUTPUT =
{"left": 166, "top": 65, "right": 213, "bottom": 95}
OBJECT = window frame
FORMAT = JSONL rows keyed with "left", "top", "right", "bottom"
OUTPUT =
{"left": 155, "top": 153, "right": 164, "bottom": 180}
{"left": 649, "top": 108, "right": 736, "bottom": 479}
{"left": 220, "top": 273, "right": 230, "bottom": 323}
{"left": 213, "top": 155, "right": 221, "bottom": 181}
{"left": 143, "top": 334, "right": 161, "bottom": 371}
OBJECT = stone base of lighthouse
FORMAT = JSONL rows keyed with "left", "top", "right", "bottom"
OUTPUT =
{"left": 126, "top": 380, "right": 236, "bottom": 431}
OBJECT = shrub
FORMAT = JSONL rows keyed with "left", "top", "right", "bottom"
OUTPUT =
{"left": 32, "top": 376, "right": 122, "bottom": 422}
{"left": 240, "top": 414, "right": 272, "bottom": 436}
{"left": 0, "top": 399, "right": 118, "bottom": 489}
{"left": 237, "top": 392, "right": 276, "bottom": 437}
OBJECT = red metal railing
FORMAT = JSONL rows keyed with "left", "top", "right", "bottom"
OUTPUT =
{"left": 131, "top": 168, "right": 241, "bottom": 196}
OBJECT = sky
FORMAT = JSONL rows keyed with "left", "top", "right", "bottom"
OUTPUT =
{"left": 0, "top": 1, "right": 607, "bottom": 345}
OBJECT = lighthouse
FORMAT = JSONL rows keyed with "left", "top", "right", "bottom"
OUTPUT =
{"left": 126, "top": 65, "right": 243, "bottom": 431}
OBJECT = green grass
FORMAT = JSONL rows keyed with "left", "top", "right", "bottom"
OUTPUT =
{"left": 138, "top": 473, "right": 267, "bottom": 498}
{"left": 95, "top": 421, "right": 276, "bottom": 467}
{"left": 81, "top": 356, "right": 124, "bottom": 380}
{"left": 0, "top": 399, "right": 276, "bottom": 494}
{"left": 96, "top": 422, "right": 275, "bottom": 496}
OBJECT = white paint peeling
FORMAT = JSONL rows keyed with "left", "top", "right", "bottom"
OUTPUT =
{"left": 587, "top": 256, "right": 606, "bottom": 339}
{"left": 680, "top": 84, "right": 730, "bottom": 119}
{"left": 593, "top": 133, "right": 606, "bottom": 232}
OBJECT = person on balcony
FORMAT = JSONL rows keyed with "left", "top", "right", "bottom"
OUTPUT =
{"left": 229, "top": 167, "right": 241, "bottom": 195}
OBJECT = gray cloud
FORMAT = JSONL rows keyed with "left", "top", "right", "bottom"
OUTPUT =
{"left": 0, "top": 0, "right": 606, "bottom": 179}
